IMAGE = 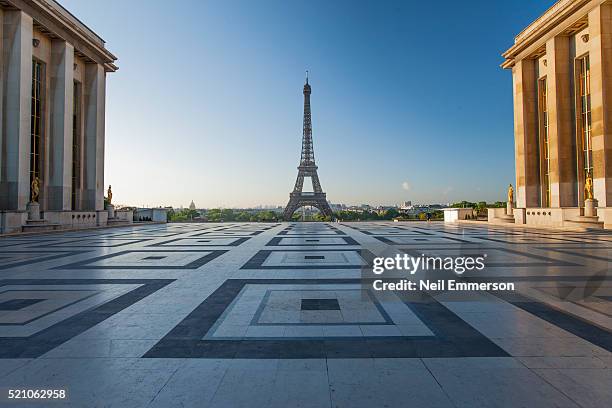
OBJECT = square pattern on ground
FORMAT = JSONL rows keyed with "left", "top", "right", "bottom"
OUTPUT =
{"left": 0, "top": 279, "right": 173, "bottom": 357}
{"left": 374, "top": 236, "right": 470, "bottom": 245}
{"left": 278, "top": 229, "right": 345, "bottom": 236}
{"left": 278, "top": 224, "right": 345, "bottom": 236}
{"left": 266, "top": 236, "right": 359, "bottom": 246}
{"left": 241, "top": 249, "right": 375, "bottom": 270}
{"left": 473, "top": 235, "right": 594, "bottom": 245}
{"left": 144, "top": 279, "right": 508, "bottom": 358}
{"left": 56, "top": 250, "right": 227, "bottom": 270}
{"left": 205, "top": 284, "right": 411, "bottom": 340}
{"left": 191, "top": 230, "right": 263, "bottom": 237}
{"left": 537, "top": 247, "right": 612, "bottom": 262}
{"left": 41, "top": 238, "right": 150, "bottom": 248}
{"left": 149, "top": 237, "right": 250, "bottom": 247}
{"left": 0, "top": 238, "right": 56, "bottom": 248}
{"left": 0, "top": 250, "right": 85, "bottom": 270}
{"left": 350, "top": 227, "right": 433, "bottom": 236}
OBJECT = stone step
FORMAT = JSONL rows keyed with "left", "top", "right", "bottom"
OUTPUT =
{"left": 490, "top": 215, "right": 515, "bottom": 224}
{"left": 565, "top": 216, "right": 604, "bottom": 231}
{"left": 22, "top": 222, "right": 62, "bottom": 233}
{"left": 107, "top": 219, "right": 130, "bottom": 225}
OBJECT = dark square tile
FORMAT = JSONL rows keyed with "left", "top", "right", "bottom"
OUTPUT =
{"left": 301, "top": 298, "right": 340, "bottom": 311}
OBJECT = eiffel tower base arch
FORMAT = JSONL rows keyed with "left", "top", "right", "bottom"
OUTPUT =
{"left": 283, "top": 193, "right": 333, "bottom": 221}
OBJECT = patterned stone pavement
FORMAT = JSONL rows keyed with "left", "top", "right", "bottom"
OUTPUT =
{"left": 0, "top": 222, "right": 610, "bottom": 407}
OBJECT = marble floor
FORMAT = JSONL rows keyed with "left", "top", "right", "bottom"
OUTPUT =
{"left": 0, "top": 221, "right": 610, "bottom": 407}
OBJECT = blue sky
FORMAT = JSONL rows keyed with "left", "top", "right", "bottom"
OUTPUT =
{"left": 62, "top": 0, "right": 554, "bottom": 208}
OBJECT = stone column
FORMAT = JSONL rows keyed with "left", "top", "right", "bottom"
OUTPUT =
{"left": 47, "top": 40, "right": 74, "bottom": 211}
{"left": 0, "top": 8, "right": 4, "bottom": 172}
{"left": 0, "top": 11, "right": 33, "bottom": 211}
{"left": 513, "top": 58, "right": 540, "bottom": 208}
{"left": 588, "top": 4, "right": 612, "bottom": 207}
{"left": 546, "top": 35, "right": 576, "bottom": 207}
{"left": 83, "top": 63, "right": 105, "bottom": 211}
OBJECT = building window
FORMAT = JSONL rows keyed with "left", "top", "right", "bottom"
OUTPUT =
{"left": 30, "top": 59, "right": 45, "bottom": 202}
{"left": 72, "top": 81, "right": 82, "bottom": 210}
{"left": 576, "top": 54, "right": 592, "bottom": 194}
{"left": 538, "top": 77, "right": 550, "bottom": 207}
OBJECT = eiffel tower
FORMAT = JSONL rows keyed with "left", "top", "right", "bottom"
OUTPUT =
{"left": 283, "top": 74, "right": 333, "bottom": 221}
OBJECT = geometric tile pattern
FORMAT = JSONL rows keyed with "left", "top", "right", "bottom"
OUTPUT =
{"left": 55, "top": 250, "right": 227, "bottom": 270}
{"left": 0, "top": 250, "right": 87, "bottom": 270}
{"left": 0, "top": 279, "right": 173, "bottom": 357}
{"left": 266, "top": 236, "right": 359, "bottom": 246}
{"left": 241, "top": 249, "right": 376, "bottom": 270}
{"left": 143, "top": 279, "right": 508, "bottom": 358}
{"left": 0, "top": 221, "right": 610, "bottom": 407}
{"left": 149, "top": 237, "right": 251, "bottom": 247}
{"left": 40, "top": 238, "right": 151, "bottom": 248}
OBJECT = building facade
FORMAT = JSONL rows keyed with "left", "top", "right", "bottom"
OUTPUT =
{"left": 501, "top": 0, "right": 612, "bottom": 229}
{"left": 0, "top": 0, "right": 116, "bottom": 233}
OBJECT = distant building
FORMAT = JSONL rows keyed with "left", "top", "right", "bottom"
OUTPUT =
{"left": 501, "top": 0, "right": 611, "bottom": 229}
{"left": 330, "top": 203, "right": 347, "bottom": 211}
{"left": 134, "top": 208, "right": 167, "bottom": 223}
{"left": 0, "top": 0, "right": 117, "bottom": 234}
{"left": 189, "top": 201, "right": 196, "bottom": 211}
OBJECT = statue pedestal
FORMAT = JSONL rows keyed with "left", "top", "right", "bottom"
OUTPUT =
{"left": 496, "top": 201, "right": 515, "bottom": 223}
{"left": 106, "top": 204, "right": 115, "bottom": 219}
{"left": 506, "top": 201, "right": 514, "bottom": 216}
{"left": 26, "top": 201, "right": 41, "bottom": 221}
{"left": 567, "top": 198, "right": 603, "bottom": 230}
{"left": 584, "top": 199, "right": 598, "bottom": 217}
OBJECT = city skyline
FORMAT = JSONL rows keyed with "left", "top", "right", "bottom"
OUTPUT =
{"left": 61, "top": 0, "right": 555, "bottom": 208}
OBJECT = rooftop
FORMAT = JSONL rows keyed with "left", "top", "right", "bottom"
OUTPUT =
{"left": 0, "top": 0, "right": 118, "bottom": 71}
{"left": 501, "top": 0, "right": 591, "bottom": 69}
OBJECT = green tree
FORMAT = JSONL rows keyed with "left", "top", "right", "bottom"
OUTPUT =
{"left": 382, "top": 209, "right": 399, "bottom": 220}
{"left": 166, "top": 209, "right": 175, "bottom": 222}
{"left": 236, "top": 212, "right": 251, "bottom": 222}
{"left": 221, "top": 209, "right": 235, "bottom": 221}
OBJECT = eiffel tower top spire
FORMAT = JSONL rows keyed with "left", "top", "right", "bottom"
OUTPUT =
{"left": 300, "top": 73, "right": 315, "bottom": 165}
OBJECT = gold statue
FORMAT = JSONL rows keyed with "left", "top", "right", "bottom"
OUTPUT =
{"left": 107, "top": 185, "right": 113, "bottom": 205}
{"left": 31, "top": 177, "right": 40, "bottom": 202}
{"left": 584, "top": 172, "right": 594, "bottom": 200}
{"left": 507, "top": 184, "right": 514, "bottom": 203}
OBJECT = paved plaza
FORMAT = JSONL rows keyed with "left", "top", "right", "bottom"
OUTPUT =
{"left": 0, "top": 221, "right": 610, "bottom": 407}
